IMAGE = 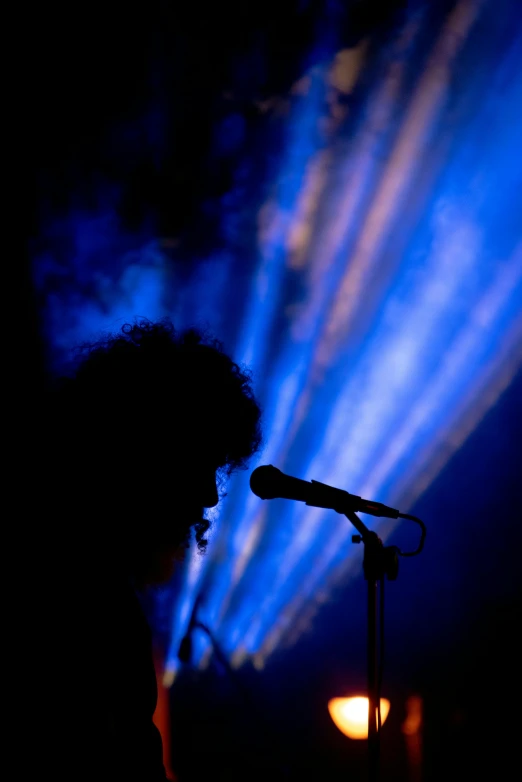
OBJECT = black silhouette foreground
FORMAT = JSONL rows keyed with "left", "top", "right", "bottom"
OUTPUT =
{"left": 32, "top": 319, "right": 262, "bottom": 781}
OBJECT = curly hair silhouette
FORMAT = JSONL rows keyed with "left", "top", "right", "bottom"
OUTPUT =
{"left": 45, "top": 318, "right": 262, "bottom": 576}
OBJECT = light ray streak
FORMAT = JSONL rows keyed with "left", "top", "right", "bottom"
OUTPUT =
{"left": 195, "top": 21, "right": 426, "bottom": 643}
{"left": 317, "top": 0, "right": 482, "bottom": 373}
{"left": 278, "top": 314, "right": 522, "bottom": 657}
{"left": 184, "top": 0, "right": 522, "bottom": 674}
{"left": 221, "top": 178, "right": 483, "bottom": 658}
{"left": 234, "top": 62, "right": 331, "bottom": 375}
{"left": 187, "top": 54, "right": 336, "bottom": 649}
{"left": 276, "top": 18, "right": 423, "bottom": 444}
{"left": 306, "top": 218, "right": 483, "bottom": 490}
{"left": 252, "top": 254, "right": 522, "bottom": 662}
{"left": 206, "top": 3, "right": 512, "bottom": 668}
{"left": 358, "top": 253, "right": 522, "bottom": 500}
{"left": 238, "top": 4, "right": 473, "bottom": 509}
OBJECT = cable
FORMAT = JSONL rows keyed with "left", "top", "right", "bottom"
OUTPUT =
{"left": 397, "top": 512, "right": 426, "bottom": 556}
{"left": 182, "top": 621, "right": 291, "bottom": 774}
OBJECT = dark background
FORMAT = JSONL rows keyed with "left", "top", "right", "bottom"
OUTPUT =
{"left": 24, "top": 2, "right": 521, "bottom": 779}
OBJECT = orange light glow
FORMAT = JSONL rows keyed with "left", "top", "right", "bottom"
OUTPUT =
{"left": 328, "top": 696, "right": 391, "bottom": 739}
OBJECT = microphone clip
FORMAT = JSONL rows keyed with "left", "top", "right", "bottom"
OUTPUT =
{"left": 351, "top": 530, "right": 400, "bottom": 581}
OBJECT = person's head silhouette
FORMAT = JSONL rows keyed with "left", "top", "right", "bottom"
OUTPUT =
{"left": 45, "top": 319, "right": 262, "bottom": 586}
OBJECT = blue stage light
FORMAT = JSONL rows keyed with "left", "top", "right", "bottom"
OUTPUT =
{"left": 169, "top": 1, "right": 522, "bottom": 673}
{"left": 32, "top": 0, "right": 522, "bottom": 679}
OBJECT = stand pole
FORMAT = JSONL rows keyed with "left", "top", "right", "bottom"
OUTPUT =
{"left": 367, "top": 575, "right": 379, "bottom": 782}
{"left": 345, "top": 516, "right": 389, "bottom": 782}
{"left": 363, "top": 530, "right": 383, "bottom": 782}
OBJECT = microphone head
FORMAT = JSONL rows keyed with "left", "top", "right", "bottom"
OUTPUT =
{"left": 249, "top": 464, "right": 283, "bottom": 500}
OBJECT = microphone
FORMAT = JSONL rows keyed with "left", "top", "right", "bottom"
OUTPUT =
{"left": 249, "top": 465, "right": 400, "bottom": 519}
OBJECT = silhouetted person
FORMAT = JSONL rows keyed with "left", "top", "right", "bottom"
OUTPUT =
{"left": 32, "top": 319, "right": 262, "bottom": 781}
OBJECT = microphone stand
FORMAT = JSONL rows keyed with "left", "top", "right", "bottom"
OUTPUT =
{"left": 343, "top": 508, "right": 399, "bottom": 782}
{"left": 250, "top": 466, "right": 425, "bottom": 782}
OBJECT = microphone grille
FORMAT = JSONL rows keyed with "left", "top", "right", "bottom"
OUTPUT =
{"left": 249, "top": 464, "right": 281, "bottom": 500}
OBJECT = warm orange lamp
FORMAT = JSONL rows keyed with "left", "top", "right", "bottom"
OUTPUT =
{"left": 328, "top": 696, "right": 391, "bottom": 739}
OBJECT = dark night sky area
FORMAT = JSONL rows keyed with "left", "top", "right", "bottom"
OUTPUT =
{"left": 26, "top": 1, "right": 412, "bottom": 236}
